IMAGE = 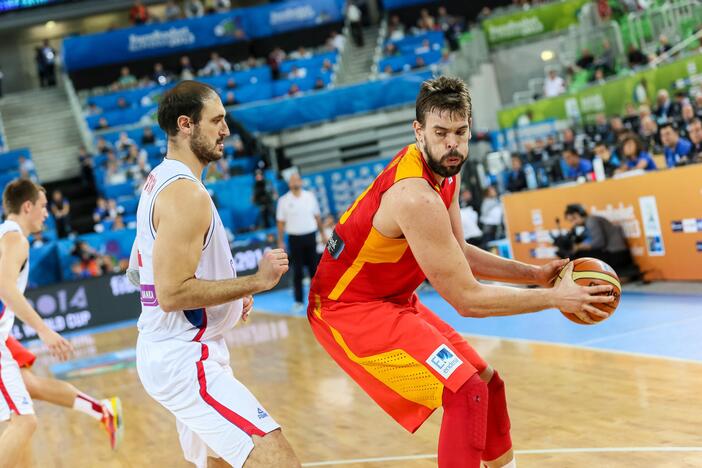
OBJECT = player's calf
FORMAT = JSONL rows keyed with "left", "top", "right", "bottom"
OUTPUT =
{"left": 482, "top": 370, "right": 512, "bottom": 465}
{"left": 0, "top": 413, "right": 38, "bottom": 468}
{"left": 244, "top": 429, "right": 300, "bottom": 468}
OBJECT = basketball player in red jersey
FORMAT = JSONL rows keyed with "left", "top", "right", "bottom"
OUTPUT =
{"left": 308, "top": 76, "right": 614, "bottom": 468}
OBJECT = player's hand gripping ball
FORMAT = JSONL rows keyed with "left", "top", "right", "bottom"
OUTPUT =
{"left": 554, "top": 257, "right": 621, "bottom": 325}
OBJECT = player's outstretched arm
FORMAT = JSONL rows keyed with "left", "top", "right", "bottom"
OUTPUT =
{"left": 389, "top": 179, "right": 613, "bottom": 320}
{"left": 447, "top": 178, "right": 565, "bottom": 287}
{"left": 153, "top": 179, "right": 288, "bottom": 312}
{"left": 0, "top": 232, "right": 73, "bottom": 360}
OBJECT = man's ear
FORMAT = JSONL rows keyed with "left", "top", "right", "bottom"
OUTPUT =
{"left": 177, "top": 115, "right": 191, "bottom": 135}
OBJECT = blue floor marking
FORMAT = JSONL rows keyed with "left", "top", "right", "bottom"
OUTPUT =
{"left": 254, "top": 286, "right": 702, "bottom": 362}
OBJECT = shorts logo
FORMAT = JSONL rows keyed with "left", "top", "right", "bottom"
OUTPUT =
{"left": 426, "top": 344, "right": 462, "bottom": 379}
{"left": 257, "top": 408, "right": 268, "bottom": 419}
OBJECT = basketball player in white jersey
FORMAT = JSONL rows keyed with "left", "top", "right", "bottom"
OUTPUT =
{"left": 134, "top": 81, "right": 299, "bottom": 467}
{"left": 0, "top": 179, "right": 74, "bottom": 467}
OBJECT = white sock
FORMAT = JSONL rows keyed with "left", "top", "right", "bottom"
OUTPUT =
{"left": 501, "top": 459, "right": 516, "bottom": 468}
{"left": 72, "top": 392, "right": 104, "bottom": 420}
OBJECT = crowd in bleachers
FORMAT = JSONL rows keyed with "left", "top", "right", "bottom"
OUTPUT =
{"left": 376, "top": 7, "right": 465, "bottom": 79}
{"left": 498, "top": 83, "right": 702, "bottom": 196}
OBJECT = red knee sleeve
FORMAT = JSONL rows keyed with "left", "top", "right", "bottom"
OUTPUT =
{"left": 483, "top": 370, "right": 512, "bottom": 462}
{"left": 439, "top": 373, "right": 488, "bottom": 468}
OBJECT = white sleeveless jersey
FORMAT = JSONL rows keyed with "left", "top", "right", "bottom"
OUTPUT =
{"left": 135, "top": 159, "right": 242, "bottom": 342}
{"left": 0, "top": 220, "right": 29, "bottom": 341}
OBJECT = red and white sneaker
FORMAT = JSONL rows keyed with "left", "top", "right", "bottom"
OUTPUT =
{"left": 100, "top": 397, "right": 124, "bottom": 450}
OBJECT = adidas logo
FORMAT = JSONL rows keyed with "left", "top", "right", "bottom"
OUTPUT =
{"left": 257, "top": 408, "right": 268, "bottom": 419}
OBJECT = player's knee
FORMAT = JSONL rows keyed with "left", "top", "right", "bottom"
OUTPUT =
{"left": 442, "top": 372, "right": 489, "bottom": 450}
{"left": 245, "top": 429, "right": 300, "bottom": 468}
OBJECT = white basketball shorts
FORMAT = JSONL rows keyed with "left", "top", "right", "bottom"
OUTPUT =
{"left": 0, "top": 340, "right": 34, "bottom": 421}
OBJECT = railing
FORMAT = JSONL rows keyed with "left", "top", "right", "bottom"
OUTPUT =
{"left": 624, "top": 0, "right": 702, "bottom": 52}
{"left": 62, "top": 71, "right": 96, "bottom": 153}
{"left": 650, "top": 27, "right": 702, "bottom": 68}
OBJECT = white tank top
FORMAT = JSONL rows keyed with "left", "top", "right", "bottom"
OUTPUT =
{"left": 0, "top": 220, "right": 29, "bottom": 341}
{"left": 135, "top": 158, "right": 242, "bottom": 342}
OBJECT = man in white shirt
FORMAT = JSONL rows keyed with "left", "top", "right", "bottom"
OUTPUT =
{"left": 543, "top": 69, "right": 565, "bottom": 98}
{"left": 276, "top": 173, "right": 327, "bottom": 312}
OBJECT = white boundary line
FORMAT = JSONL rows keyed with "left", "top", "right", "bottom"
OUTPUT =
{"left": 301, "top": 447, "right": 702, "bottom": 466}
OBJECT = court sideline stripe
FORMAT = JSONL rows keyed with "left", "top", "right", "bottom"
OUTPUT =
{"left": 301, "top": 447, "right": 702, "bottom": 466}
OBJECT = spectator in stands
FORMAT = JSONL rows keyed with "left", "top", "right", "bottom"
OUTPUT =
{"left": 78, "top": 146, "right": 95, "bottom": 188}
{"left": 204, "top": 159, "right": 229, "bottom": 183}
{"left": 597, "top": 0, "right": 612, "bottom": 21}
{"left": 179, "top": 55, "right": 195, "bottom": 80}
{"left": 383, "top": 43, "right": 400, "bottom": 57}
{"left": 687, "top": 118, "right": 702, "bottom": 162}
{"left": 152, "top": 62, "right": 171, "bottom": 86}
{"left": 654, "top": 89, "right": 676, "bottom": 122}
{"left": 184, "top": 0, "right": 204, "bottom": 18}
{"left": 458, "top": 189, "right": 482, "bottom": 246}
{"left": 313, "top": 78, "right": 326, "bottom": 91}
{"left": 200, "top": 52, "right": 231, "bottom": 76}
{"left": 93, "top": 197, "right": 109, "bottom": 226}
{"left": 694, "top": 94, "right": 702, "bottom": 118}
{"left": 223, "top": 91, "right": 239, "bottom": 106}
{"left": 506, "top": 154, "right": 527, "bottom": 192}
{"left": 347, "top": 1, "right": 364, "bottom": 47}
{"left": 678, "top": 103, "right": 696, "bottom": 138}
{"left": 316, "top": 215, "right": 336, "bottom": 258}
{"left": 575, "top": 48, "right": 595, "bottom": 71}
{"left": 640, "top": 116, "right": 662, "bottom": 153}
{"left": 387, "top": 15, "right": 405, "bottom": 41}
{"left": 86, "top": 102, "right": 102, "bottom": 115}
{"left": 660, "top": 122, "right": 693, "bottom": 167}
{"left": 129, "top": 0, "right": 149, "bottom": 25}
{"left": 116, "top": 97, "right": 129, "bottom": 110}
{"left": 412, "top": 56, "right": 426, "bottom": 70}
{"left": 70, "top": 241, "right": 101, "bottom": 278}
{"left": 321, "top": 58, "right": 334, "bottom": 73}
{"left": 17, "top": 155, "right": 35, "bottom": 175}
{"left": 106, "top": 160, "right": 128, "bottom": 185}
{"left": 30, "top": 231, "right": 45, "bottom": 248}
{"left": 417, "top": 8, "right": 436, "bottom": 32}
{"left": 593, "top": 141, "right": 621, "bottom": 178}
{"left": 627, "top": 44, "right": 648, "bottom": 68}
{"left": 563, "top": 146, "right": 592, "bottom": 180}
{"left": 97, "top": 117, "right": 110, "bottom": 130}
{"left": 287, "top": 84, "right": 302, "bottom": 97}
{"left": 415, "top": 38, "right": 433, "bottom": 55}
{"left": 206, "top": 0, "right": 231, "bottom": 14}
{"left": 141, "top": 126, "right": 156, "bottom": 145}
{"left": 95, "top": 136, "right": 113, "bottom": 155}
{"left": 117, "top": 66, "right": 137, "bottom": 89}
{"left": 106, "top": 198, "right": 125, "bottom": 220}
{"left": 253, "top": 169, "right": 276, "bottom": 229}
{"left": 225, "top": 77, "right": 237, "bottom": 89}
{"left": 479, "top": 186, "right": 503, "bottom": 243}
{"left": 617, "top": 133, "right": 656, "bottom": 173}
{"left": 112, "top": 214, "right": 126, "bottom": 231}
{"left": 329, "top": 31, "right": 346, "bottom": 52}
{"left": 622, "top": 103, "right": 640, "bottom": 133}
{"left": 267, "top": 47, "right": 286, "bottom": 80}
{"left": 656, "top": 34, "right": 673, "bottom": 57}
{"left": 276, "top": 172, "right": 326, "bottom": 313}
{"left": 50, "top": 190, "right": 71, "bottom": 238}
{"left": 289, "top": 46, "right": 312, "bottom": 60}
{"left": 592, "top": 68, "right": 606, "bottom": 85}
{"left": 595, "top": 39, "right": 616, "bottom": 76}
{"left": 288, "top": 65, "right": 307, "bottom": 79}
{"left": 37, "top": 40, "right": 57, "bottom": 87}
{"left": 609, "top": 115, "right": 627, "bottom": 144}
{"left": 378, "top": 64, "right": 394, "bottom": 80}
{"left": 163, "top": 0, "right": 182, "bottom": 21}
{"left": 116, "top": 132, "right": 136, "bottom": 152}
{"left": 543, "top": 69, "right": 565, "bottom": 97}
{"left": 563, "top": 203, "right": 636, "bottom": 273}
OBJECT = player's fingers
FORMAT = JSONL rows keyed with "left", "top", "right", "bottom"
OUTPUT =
{"left": 573, "top": 308, "right": 595, "bottom": 324}
{"left": 585, "top": 285, "right": 613, "bottom": 295}
{"left": 583, "top": 304, "right": 609, "bottom": 319}
{"left": 587, "top": 294, "right": 615, "bottom": 303}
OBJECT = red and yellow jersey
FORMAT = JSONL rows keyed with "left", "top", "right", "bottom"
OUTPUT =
{"left": 310, "top": 144, "right": 457, "bottom": 304}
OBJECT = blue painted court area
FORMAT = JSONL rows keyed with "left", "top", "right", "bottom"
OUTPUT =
{"left": 255, "top": 286, "right": 702, "bottom": 363}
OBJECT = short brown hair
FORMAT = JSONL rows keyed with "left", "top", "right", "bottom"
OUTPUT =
{"left": 415, "top": 76, "right": 472, "bottom": 126}
{"left": 157, "top": 80, "right": 218, "bottom": 137}
{"left": 2, "top": 179, "right": 45, "bottom": 215}
{"left": 619, "top": 132, "right": 643, "bottom": 156}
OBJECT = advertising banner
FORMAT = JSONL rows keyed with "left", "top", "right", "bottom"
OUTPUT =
{"left": 502, "top": 164, "right": 702, "bottom": 280}
{"left": 63, "top": 0, "right": 342, "bottom": 71}
{"left": 482, "top": 0, "right": 589, "bottom": 46}
{"left": 497, "top": 53, "right": 702, "bottom": 128}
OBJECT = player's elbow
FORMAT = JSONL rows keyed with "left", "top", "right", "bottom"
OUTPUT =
{"left": 457, "top": 306, "right": 489, "bottom": 318}
{"left": 155, "top": 285, "right": 179, "bottom": 312}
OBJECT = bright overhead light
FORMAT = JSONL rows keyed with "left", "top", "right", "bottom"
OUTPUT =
{"left": 540, "top": 50, "right": 555, "bottom": 61}
{"left": 46, "top": 20, "right": 56, "bottom": 29}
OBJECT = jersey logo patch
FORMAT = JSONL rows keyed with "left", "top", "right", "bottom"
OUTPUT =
{"left": 327, "top": 230, "right": 345, "bottom": 259}
{"left": 426, "top": 344, "right": 462, "bottom": 379}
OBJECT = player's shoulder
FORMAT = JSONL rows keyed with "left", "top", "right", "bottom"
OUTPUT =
{"left": 386, "top": 177, "right": 442, "bottom": 207}
{"left": 0, "top": 230, "right": 29, "bottom": 254}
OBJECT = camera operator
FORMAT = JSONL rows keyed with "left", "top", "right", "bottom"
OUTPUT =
{"left": 562, "top": 204, "right": 635, "bottom": 271}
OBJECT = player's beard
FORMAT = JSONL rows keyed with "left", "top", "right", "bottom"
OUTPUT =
{"left": 190, "top": 125, "right": 224, "bottom": 165}
{"left": 424, "top": 144, "right": 467, "bottom": 178}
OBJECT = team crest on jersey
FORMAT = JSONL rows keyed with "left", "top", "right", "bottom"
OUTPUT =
{"left": 426, "top": 344, "right": 462, "bottom": 378}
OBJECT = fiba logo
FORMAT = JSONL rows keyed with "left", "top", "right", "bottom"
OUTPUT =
{"left": 426, "top": 344, "right": 462, "bottom": 378}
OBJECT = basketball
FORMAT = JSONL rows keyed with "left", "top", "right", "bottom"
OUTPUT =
{"left": 554, "top": 257, "right": 621, "bottom": 325}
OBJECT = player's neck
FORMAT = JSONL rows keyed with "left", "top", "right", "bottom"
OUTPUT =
{"left": 5, "top": 215, "right": 30, "bottom": 237}
{"left": 166, "top": 143, "right": 206, "bottom": 181}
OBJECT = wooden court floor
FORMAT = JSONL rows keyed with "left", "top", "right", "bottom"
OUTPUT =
{"left": 5, "top": 311, "right": 702, "bottom": 468}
